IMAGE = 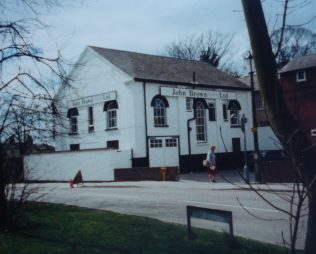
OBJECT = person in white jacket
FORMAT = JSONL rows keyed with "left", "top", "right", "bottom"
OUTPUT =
{"left": 207, "top": 145, "right": 217, "bottom": 182}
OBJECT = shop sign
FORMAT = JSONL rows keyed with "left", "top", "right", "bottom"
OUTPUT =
{"left": 161, "top": 87, "right": 235, "bottom": 100}
{"left": 68, "top": 91, "right": 117, "bottom": 107}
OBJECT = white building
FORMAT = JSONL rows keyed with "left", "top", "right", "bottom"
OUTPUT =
{"left": 26, "top": 46, "right": 255, "bottom": 181}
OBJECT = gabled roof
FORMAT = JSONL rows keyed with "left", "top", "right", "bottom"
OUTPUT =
{"left": 89, "top": 46, "right": 249, "bottom": 90}
{"left": 279, "top": 54, "right": 316, "bottom": 73}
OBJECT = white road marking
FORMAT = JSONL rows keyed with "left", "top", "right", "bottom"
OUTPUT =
{"left": 178, "top": 200, "right": 280, "bottom": 213}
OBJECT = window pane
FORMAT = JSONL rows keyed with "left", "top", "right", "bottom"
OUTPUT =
{"left": 107, "top": 109, "right": 117, "bottom": 128}
{"left": 186, "top": 98, "right": 192, "bottom": 111}
{"left": 195, "top": 102, "right": 206, "bottom": 142}
{"left": 153, "top": 98, "right": 166, "bottom": 126}
{"left": 223, "top": 104, "right": 228, "bottom": 121}
{"left": 150, "top": 139, "right": 163, "bottom": 148}
{"left": 70, "top": 117, "right": 78, "bottom": 133}
{"left": 166, "top": 138, "right": 177, "bottom": 147}
{"left": 208, "top": 103, "right": 216, "bottom": 121}
{"left": 254, "top": 92, "right": 263, "bottom": 110}
{"left": 230, "top": 110, "right": 239, "bottom": 126}
{"left": 88, "top": 107, "right": 94, "bottom": 126}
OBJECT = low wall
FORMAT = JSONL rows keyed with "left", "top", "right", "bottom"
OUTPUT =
{"left": 114, "top": 167, "right": 179, "bottom": 181}
{"left": 261, "top": 160, "right": 296, "bottom": 183}
{"left": 24, "top": 149, "right": 132, "bottom": 181}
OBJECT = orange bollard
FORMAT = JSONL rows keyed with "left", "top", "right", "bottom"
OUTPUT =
{"left": 70, "top": 179, "right": 74, "bottom": 188}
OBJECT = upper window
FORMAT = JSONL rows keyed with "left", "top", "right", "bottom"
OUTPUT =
{"left": 254, "top": 91, "right": 264, "bottom": 110}
{"left": 230, "top": 110, "right": 240, "bottom": 126}
{"left": 88, "top": 107, "right": 94, "bottom": 132}
{"left": 195, "top": 101, "right": 207, "bottom": 142}
{"left": 151, "top": 95, "right": 169, "bottom": 127}
{"left": 227, "top": 100, "right": 241, "bottom": 127}
{"left": 104, "top": 100, "right": 118, "bottom": 129}
{"left": 222, "top": 103, "right": 228, "bottom": 121}
{"left": 186, "top": 98, "right": 192, "bottom": 111}
{"left": 208, "top": 103, "right": 216, "bottom": 121}
{"left": 296, "top": 70, "right": 306, "bottom": 82}
{"left": 67, "top": 108, "right": 79, "bottom": 134}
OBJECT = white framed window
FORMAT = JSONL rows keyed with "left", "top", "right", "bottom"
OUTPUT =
{"left": 227, "top": 100, "right": 241, "bottom": 127}
{"left": 150, "top": 139, "right": 163, "bottom": 148}
{"left": 296, "top": 70, "right": 306, "bottom": 82}
{"left": 195, "top": 101, "right": 207, "bottom": 142}
{"left": 208, "top": 102, "right": 216, "bottom": 121}
{"left": 254, "top": 91, "right": 264, "bottom": 110}
{"left": 222, "top": 103, "right": 228, "bottom": 121}
{"left": 104, "top": 101, "right": 118, "bottom": 129}
{"left": 88, "top": 107, "right": 94, "bottom": 132}
{"left": 166, "top": 138, "right": 177, "bottom": 147}
{"left": 186, "top": 98, "right": 192, "bottom": 111}
{"left": 153, "top": 98, "right": 167, "bottom": 126}
{"left": 70, "top": 116, "right": 78, "bottom": 134}
{"left": 67, "top": 108, "right": 79, "bottom": 135}
{"left": 230, "top": 109, "right": 240, "bottom": 126}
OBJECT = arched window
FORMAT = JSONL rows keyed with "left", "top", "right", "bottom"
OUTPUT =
{"left": 151, "top": 95, "right": 168, "bottom": 127}
{"left": 228, "top": 100, "right": 241, "bottom": 126}
{"left": 195, "top": 101, "right": 207, "bottom": 142}
{"left": 104, "top": 100, "right": 118, "bottom": 129}
{"left": 67, "top": 108, "right": 79, "bottom": 134}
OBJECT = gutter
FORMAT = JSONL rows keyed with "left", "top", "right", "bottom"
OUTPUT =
{"left": 187, "top": 115, "right": 196, "bottom": 155}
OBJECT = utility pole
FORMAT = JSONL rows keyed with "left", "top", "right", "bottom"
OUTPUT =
{"left": 240, "top": 114, "right": 249, "bottom": 183}
{"left": 245, "top": 52, "right": 261, "bottom": 183}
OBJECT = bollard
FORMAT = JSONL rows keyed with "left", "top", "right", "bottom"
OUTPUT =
{"left": 160, "top": 167, "right": 167, "bottom": 181}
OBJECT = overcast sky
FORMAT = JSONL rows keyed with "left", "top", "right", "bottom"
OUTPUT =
{"left": 36, "top": 0, "right": 315, "bottom": 70}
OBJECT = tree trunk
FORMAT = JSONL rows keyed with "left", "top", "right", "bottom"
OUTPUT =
{"left": 0, "top": 150, "right": 8, "bottom": 231}
{"left": 241, "top": 1, "right": 316, "bottom": 253}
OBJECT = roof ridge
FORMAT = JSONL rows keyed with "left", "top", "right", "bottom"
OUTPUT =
{"left": 88, "top": 45, "right": 217, "bottom": 66}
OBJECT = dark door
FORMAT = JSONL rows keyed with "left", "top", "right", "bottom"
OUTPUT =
{"left": 232, "top": 138, "right": 241, "bottom": 153}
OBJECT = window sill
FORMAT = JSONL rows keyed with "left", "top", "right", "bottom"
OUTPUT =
{"left": 69, "top": 132, "right": 79, "bottom": 136}
{"left": 106, "top": 128, "right": 118, "bottom": 131}
{"left": 154, "top": 125, "right": 169, "bottom": 128}
{"left": 230, "top": 125, "right": 241, "bottom": 128}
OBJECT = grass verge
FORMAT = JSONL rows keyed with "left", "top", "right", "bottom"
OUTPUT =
{"left": 0, "top": 202, "right": 300, "bottom": 254}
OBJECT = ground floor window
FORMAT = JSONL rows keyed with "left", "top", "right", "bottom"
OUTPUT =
{"left": 107, "top": 140, "right": 119, "bottom": 149}
{"left": 70, "top": 144, "right": 80, "bottom": 151}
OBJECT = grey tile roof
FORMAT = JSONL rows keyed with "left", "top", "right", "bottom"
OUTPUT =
{"left": 89, "top": 46, "right": 248, "bottom": 90}
{"left": 279, "top": 54, "right": 316, "bottom": 73}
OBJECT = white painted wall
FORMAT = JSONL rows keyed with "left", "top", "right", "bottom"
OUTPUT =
{"left": 53, "top": 46, "right": 256, "bottom": 168}
{"left": 258, "top": 126, "right": 281, "bottom": 151}
{"left": 24, "top": 149, "right": 132, "bottom": 181}
{"left": 54, "top": 47, "right": 136, "bottom": 152}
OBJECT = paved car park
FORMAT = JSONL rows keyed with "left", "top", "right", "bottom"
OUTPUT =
{"left": 28, "top": 169, "right": 306, "bottom": 250}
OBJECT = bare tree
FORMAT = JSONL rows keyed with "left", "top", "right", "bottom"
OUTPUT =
{"left": 272, "top": 26, "right": 316, "bottom": 66}
{"left": 164, "top": 30, "right": 240, "bottom": 76}
{"left": 241, "top": 1, "right": 316, "bottom": 254}
{"left": 0, "top": 0, "right": 69, "bottom": 231}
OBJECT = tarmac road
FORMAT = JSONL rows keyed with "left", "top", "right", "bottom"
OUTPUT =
{"left": 28, "top": 171, "right": 307, "bottom": 250}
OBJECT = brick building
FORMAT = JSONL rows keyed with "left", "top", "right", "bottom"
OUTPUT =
{"left": 279, "top": 54, "right": 316, "bottom": 143}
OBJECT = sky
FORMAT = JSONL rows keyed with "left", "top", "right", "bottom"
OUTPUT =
{"left": 21, "top": 0, "right": 316, "bottom": 72}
